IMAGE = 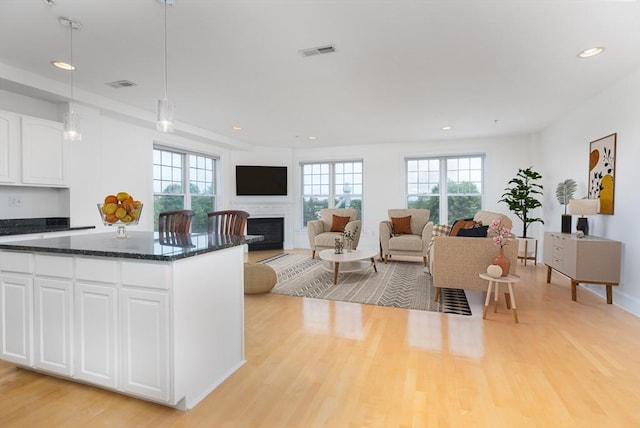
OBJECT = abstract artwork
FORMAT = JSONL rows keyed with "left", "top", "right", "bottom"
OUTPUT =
{"left": 588, "top": 133, "right": 616, "bottom": 215}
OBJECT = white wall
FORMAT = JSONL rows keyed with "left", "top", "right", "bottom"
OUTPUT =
{"left": 292, "top": 135, "right": 534, "bottom": 251}
{"left": 539, "top": 65, "right": 640, "bottom": 315}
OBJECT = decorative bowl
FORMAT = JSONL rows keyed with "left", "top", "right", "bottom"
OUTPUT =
{"left": 97, "top": 202, "right": 143, "bottom": 238}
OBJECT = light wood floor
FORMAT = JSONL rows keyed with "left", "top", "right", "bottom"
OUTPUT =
{"left": 1, "top": 249, "right": 639, "bottom": 428}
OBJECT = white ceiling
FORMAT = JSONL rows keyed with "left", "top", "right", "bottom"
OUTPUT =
{"left": 1, "top": 0, "right": 639, "bottom": 149}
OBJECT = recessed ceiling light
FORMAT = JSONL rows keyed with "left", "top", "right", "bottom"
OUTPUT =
{"left": 578, "top": 47, "right": 605, "bottom": 58}
{"left": 51, "top": 60, "right": 75, "bottom": 70}
{"left": 308, "top": 136, "right": 317, "bottom": 140}
{"left": 441, "top": 126, "right": 452, "bottom": 131}
{"left": 232, "top": 126, "right": 242, "bottom": 131}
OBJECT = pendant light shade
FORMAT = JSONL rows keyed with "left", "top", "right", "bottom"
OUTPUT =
{"left": 60, "top": 17, "right": 82, "bottom": 142}
{"left": 157, "top": 98, "right": 174, "bottom": 132}
{"left": 157, "top": 0, "right": 174, "bottom": 133}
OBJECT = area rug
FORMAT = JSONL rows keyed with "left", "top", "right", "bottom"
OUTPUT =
{"left": 262, "top": 254, "right": 471, "bottom": 315}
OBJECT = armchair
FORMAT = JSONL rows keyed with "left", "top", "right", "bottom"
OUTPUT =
{"left": 379, "top": 209, "right": 433, "bottom": 266}
{"left": 431, "top": 211, "right": 517, "bottom": 299}
{"left": 307, "top": 208, "right": 361, "bottom": 259}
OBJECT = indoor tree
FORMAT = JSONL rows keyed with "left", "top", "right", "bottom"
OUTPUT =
{"left": 499, "top": 167, "right": 544, "bottom": 238}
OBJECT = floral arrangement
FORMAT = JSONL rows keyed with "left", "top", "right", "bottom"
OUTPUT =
{"left": 489, "top": 219, "right": 512, "bottom": 248}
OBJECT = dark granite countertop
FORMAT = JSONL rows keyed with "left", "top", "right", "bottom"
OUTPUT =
{"left": 0, "top": 217, "right": 95, "bottom": 236}
{"left": 0, "top": 231, "right": 263, "bottom": 261}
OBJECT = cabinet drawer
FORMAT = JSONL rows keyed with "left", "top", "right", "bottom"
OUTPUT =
{"left": 0, "top": 251, "right": 35, "bottom": 274}
{"left": 76, "top": 258, "right": 118, "bottom": 284}
{"left": 122, "top": 261, "right": 169, "bottom": 290}
{"left": 552, "top": 246, "right": 563, "bottom": 260}
{"left": 35, "top": 254, "right": 73, "bottom": 278}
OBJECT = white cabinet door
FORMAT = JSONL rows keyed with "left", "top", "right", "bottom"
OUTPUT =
{"left": 121, "top": 288, "right": 170, "bottom": 402}
{"left": 75, "top": 282, "right": 118, "bottom": 388}
{"left": 0, "top": 110, "right": 20, "bottom": 183}
{"left": 20, "top": 116, "right": 67, "bottom": 186}
{"left": 0, "top": 274, "right": 33, "bottom": 366}
{"left": 33, "top": 278, "right": 73, "bottom": 376}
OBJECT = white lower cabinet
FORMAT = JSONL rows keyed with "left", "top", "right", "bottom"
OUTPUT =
{"left": 121, "top": 288, "right": 170, "bottom": 402}
{"left": 33, "top": 277, "right": 73, "bottom": 376}
{"left": 75, "top": 282, "right": 118, "bottom": 388}
{"left": 0, "top": 274, "right": 33, "bottom": 366}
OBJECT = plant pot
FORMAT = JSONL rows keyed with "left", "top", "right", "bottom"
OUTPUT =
{"left": 561, "top": 214, "right": 572, "bottom": 234}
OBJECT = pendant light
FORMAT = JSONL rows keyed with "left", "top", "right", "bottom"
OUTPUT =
{"left": 59, "top": 17, "right": 82, "bottom": 142}
{"left": 157, "top": 0, "right": 175, "bottom": 132}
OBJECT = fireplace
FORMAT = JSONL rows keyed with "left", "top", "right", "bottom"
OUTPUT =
{"left": 247, "top": 217, "right": 284, "bottom": 251}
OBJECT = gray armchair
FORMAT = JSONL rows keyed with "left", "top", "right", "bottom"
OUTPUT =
{"left": 307, "top": 208, "right": 361, "bottom": 259}
{"left": 379, "top": 209, "right": 433, "bottom": 266}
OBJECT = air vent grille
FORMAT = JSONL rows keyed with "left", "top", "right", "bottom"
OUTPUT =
{"left": 106, "top": 80, "right": 137, "bottom": 89}
{"left": 298, "top": 44, "right": 336, "bottom": 57}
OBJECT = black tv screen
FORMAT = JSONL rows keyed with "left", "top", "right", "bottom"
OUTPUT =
{"left": 236, "top": 165, "right": 288, "bottom": 196}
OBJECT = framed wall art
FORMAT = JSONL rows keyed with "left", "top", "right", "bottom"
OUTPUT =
{"left": 588, "top": 133, "right": 616, "bottom": 215}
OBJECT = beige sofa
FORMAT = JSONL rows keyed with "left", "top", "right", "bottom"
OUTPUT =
{"left": 431, "top": 210, "right": 518, "bottom": 295}
{"left": 379, "top": 209, "right": 433, "bottom": 266}
{"left": 307, "top": 208, "right": 361, "bottom": 259}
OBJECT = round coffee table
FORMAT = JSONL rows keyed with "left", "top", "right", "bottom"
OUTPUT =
{"left": 318, "top": 249, "right": 378, "bottom": 285}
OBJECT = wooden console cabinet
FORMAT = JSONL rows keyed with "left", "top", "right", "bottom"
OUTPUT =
{"left": 543, "top": 232, "right": 622, "bottom": 304}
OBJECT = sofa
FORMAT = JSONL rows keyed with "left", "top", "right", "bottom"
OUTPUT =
{"left": 307, "top": 208, "right": 361, "bottom": 259}
{"left": 430, "top": 210, "right": 518, "bottom": 296}
{"left": 379, "top": 209, "right": 433, "bottom": 266}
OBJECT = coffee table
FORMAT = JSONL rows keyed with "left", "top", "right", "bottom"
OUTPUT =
{"left": 318, "top": 249, "right": 378, "bottom": 285}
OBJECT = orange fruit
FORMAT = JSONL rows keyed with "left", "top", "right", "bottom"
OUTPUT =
{"left": 105, "top": 214, "right": 118, "bottom": 223}
{"left": 104, "top": 195, "right": 118, "bottom": 204}
{"left": 122, "top": 197, "right": 135, "bottom": 212}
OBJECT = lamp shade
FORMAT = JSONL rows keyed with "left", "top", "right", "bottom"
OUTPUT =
{"left": 569, "top": 198, "right": 599, "bottom": 216}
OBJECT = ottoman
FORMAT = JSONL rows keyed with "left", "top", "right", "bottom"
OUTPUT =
{"left": 244, "top": 263, "right": 277, "bottom": 294}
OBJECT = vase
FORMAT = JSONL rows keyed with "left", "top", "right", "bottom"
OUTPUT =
{"left": 345, "top": 239, "right": 353, "bottom": 252}
{"left": 561, "top": 214, "right": 572, "bottom": 234}
{"left": 492, "top": 247, "right": 510, "bottom": 277}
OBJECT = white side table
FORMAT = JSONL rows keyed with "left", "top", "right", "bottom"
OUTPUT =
{"left": 479, "top": 273, "right": 521, "bottom": 323}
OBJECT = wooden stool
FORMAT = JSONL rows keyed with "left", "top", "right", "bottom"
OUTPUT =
{"left": 479, "top": 273, "right": 521, "bottom": 323}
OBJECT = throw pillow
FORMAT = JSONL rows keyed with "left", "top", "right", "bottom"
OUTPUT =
{"left": 456, "top": 225, "right": 489, "bottom": 237}
{"left": 449, "top": 218, "right": 477, "bottom": 237}
{"left": 330, "top": 215, "right": 351, "bottom": 232}
{"left": 391, "top": 216, "right": 412, "bottom": 235}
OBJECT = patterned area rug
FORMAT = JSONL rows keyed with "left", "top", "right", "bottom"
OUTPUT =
{"left": 262, "top": 254, "right": 471, "bottom": 315}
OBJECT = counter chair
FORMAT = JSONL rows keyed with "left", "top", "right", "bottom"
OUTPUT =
{"left": 207, "top": 210, "right": 250, "bottom": 235}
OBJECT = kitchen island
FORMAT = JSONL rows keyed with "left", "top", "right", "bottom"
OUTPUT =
{"left": 0, "top": 231, "right": 262, "bottom": 410}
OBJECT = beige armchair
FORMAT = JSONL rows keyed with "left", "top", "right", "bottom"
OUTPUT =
{"left": 431, "top": 210, "right": 517, "bottom": 299}
{"left": 307, "top": 208, "right": 361, "bottom": 259}
{"left": 379, "top": 209, "right": 433, "bottom": 266}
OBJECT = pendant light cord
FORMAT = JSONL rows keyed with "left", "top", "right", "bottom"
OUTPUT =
{"left": 163, "top": 0, "right": 168, "bottom": 100}
{"left": 69, "top": 21, "right": 74, "bottom": 111}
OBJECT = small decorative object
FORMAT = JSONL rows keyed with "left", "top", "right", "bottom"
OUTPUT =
{"left": 343, "top": 226, "right": 359, "bottom": 252}
{"left": 588, "top": 133, "right": 616, "bottom": 215}
{"left": 334, "top": 236, "right": 343, "bottom": 254}
{"left": 489, "top": 219, "right": 512, "bottom": 277}
{"left": 499, "top": 167, "right": 544, "bottom": 239}
{"left": 556, "top": 179, "right": 576, "bottom": 233}
{"left": 97, "top": 191, "right": 143, "bottom": 239}
{"left": 487, "top": 264, "right": 503, "bottom": 278}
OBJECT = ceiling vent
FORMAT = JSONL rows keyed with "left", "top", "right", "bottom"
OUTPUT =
{"left": 106, "top": 80, "right": 137, "bottom": 89}
{"left": 298, "top": 44, "right": 336, "bottom": 58}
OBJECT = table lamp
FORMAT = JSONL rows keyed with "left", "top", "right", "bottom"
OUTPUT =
{"left": 568, "top": 198, "right": 599, "bottom": 236}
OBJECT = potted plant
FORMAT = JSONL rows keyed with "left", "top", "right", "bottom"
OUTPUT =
{"left": 499, "top": 167, "right": 544, "bottom": 262}
{"left": 556, "top": 179, "right": 576, "bottom": 233}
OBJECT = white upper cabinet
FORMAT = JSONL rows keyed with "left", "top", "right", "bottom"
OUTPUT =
{"left": 21, "top": 116, "right": 67, "bottom": 186}
{"left": 0, "top": 110, "right": 20, "bottom": 183}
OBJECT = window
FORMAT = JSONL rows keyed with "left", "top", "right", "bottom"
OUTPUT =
{"left": 301, "top": 161, "right": 363, "bottom": 226}
{"left": 406, "top": 155, "right": 483, "bottom": 225}
{"left": 153, "top": 147, "right": 217, "bottom": 232}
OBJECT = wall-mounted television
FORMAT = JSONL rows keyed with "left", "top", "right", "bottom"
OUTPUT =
{"left": 235, "top": 165, "right": 288, "bottom": 196}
